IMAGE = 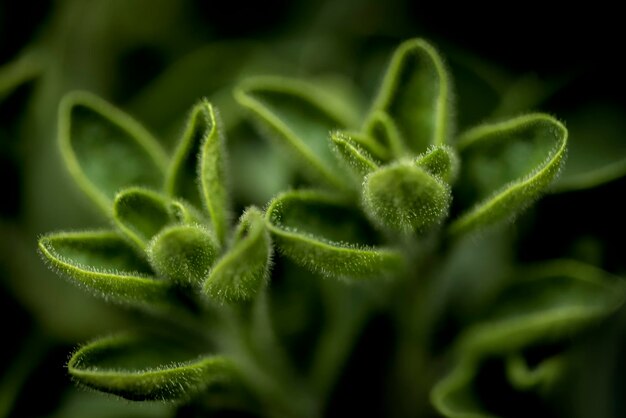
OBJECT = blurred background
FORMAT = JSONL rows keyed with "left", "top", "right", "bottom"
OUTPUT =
{"left": 1, "top": 1, "right": 625, "bottom": 417}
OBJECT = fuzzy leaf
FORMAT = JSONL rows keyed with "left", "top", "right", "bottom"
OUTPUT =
{"left": 450, "top": 114, "right": 567, "bottom": 237}
{"left": 266, "top": 190, "right": 404, "bottom": 280}
{"left": 147, "top": 225, "right": 219, "bottom": 287}
{"left": 363, "top": 160, "right": 451, "bottom": 232}
{"left": 364, "top": 111, "right": 409, "bottom": 159}
{"left": 235, "top": 76, "right": 352, "bottom": 189}
{"left": 415, "top": 145, "right": 459, "bottom": 184}
{"left": 68, "top": 334, "right": 234, "bottom": 401}
{"left": 203, "top": 207, "right": 272, "bottom": 303}
{"left": 368, "top": 38, "right": 452, "bottom": 154}
{"left": 198, "top": 102, "right": 231, "bottom": 246}
{"left": 38, "top": 231, "right": 170, "bottom": 306}
{"left": 168, "top": 199, "right": 206, "bottom": 225}
{"left": 165, "top": 101, "right": 209, "bottom": 208}
{"left": 113, "top": 187, "right": 174, "bottom": 248}
{"left": 58, "top": 92, "right": 168, "bottom": 213}
{"left": 330, "top": 131, "right": 379, "bottom": 180}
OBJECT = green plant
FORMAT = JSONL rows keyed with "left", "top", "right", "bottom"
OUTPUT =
{"left": 38, "top": 38, "right": 625, "bottom": 417}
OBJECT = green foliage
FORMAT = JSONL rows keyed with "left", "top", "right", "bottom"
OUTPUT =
{"left": 58, "top": 92, "right": 168, "bottom": 214}
{"left": 68, "top": 334, "right": 234, "bottom": 401}
{"left": 266, "top": 189, "right": 404, "bottom": 279}
{"left": 33, "top": 36, "right": 625, "bottom": 418}
{"left": 203, "top": 207, "right": 272, "bottom": 303}
{"left": 449, "top": 114, "right": 568, "bottom": 237}
{"left": 147, "top": 224, "right": 219, "bottom": 286}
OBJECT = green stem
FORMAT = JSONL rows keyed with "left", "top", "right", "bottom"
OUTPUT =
{"left": 309, "top": 280, "right": 372, "bottom": 404}
{"left": 215, "top": 292, "right": 320, "bottom": 418}
{"left": 387, "top": 237, "right": 444, "bottom": 417}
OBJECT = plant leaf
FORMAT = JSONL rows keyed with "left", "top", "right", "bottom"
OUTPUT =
{"left": 68, "top": 334, "right": 234, "bottom": 401}
{"left": 203, "top": 207, "right": 272, "bottom": 303}
{"left": 457, "top": 260, "right": 624, "bottom": 356}
{"left": 38, "top": 231, "right": 170, "bottom": 306}
{"left": 113, "top": 187, "right": 174, "bottom": 248}
{"left": 266, "top": 190, "right": 404, "bottom": 280}
{"left": 235, "top": 76, "right": 352, "bottom": 189}
{"left": 0, "top": 49, "right": 43, "bottom": 101}
{"left": 168, "top": 199, "right": 207, "bottom": 225}
{"left": 505, "top": 353, "right": 565, "bottom": 393}
{"left": 147, "top": 224, "right": 219, "bottom": 287}
{"left": 431, "top": 359, "right": 494, "bottom": 418}
{"left": 449, "top": 114, "right": 567, "bottom": 237}
{"left": 415, "top": 145, "right": 459, "bottom": 184}
{"left": 432, "top": 260, "right": 624, "bottom": 418}
{"left": 363, "top": 111, "right": 409, "bottom": 159}
{"left": 368, "top": 38, "right": 452, "bottom": 154}
{"left": 363, "top": 160, "right": 451, "bottom": 232}
{"left": 551, "top": 104, "right": 626, "bottom": 192}
{"left": 330, "top": 131, "right": 380, "bottom": 180}
{"left": 58, "top": 92, "right": 168, "bottom": 213}
{"left": 198, "top": 101, "right": 231, "bottom": 246}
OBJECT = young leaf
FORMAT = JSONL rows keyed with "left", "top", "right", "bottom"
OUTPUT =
{"left": 113, "top": 187, "right": 173, "bottom": 248}
{"left": 68, "top": 334, "right": 234, "bottom": 401}
{"left": 234, "top": 76, "right": 352, "bottom": 189}
{"left": 198, "top": 102, "right": 231, "bottom": 247}
{"left": 203, "top": 207, "right": 272, "bottom": 303}
{"left": 266, "top": 190, "right": 404, "bottom": 280}
{"left": 58, "top": 92, "right": 168, "bottom": 213}
{"left": 330, "top": 131, "right": 379, "bottom": 180}
{"left": 449, "top": 114, "right": 567, "bottom": 237}
{"left": 168, "top": 199, "right": 207, "bottom": 225}
{"left": 38, "top": 231, "right": 170, "bottom": 305}
{"left": 368, "top": 38, "right": 452, "bottom": 154}
{"left": 364, "top": 111, "right": 409, "bottom": 159}
{"left": 147, "top": 224, "right": 219, "bottom": 287}
{"left": 363, "top": 160, "right": 451, "bottom": 233}
{"left": 415, "top": 145, "right": 459, "bottom": 184}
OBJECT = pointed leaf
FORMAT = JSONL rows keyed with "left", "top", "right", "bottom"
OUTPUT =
{"left": 363, "top": 160, "right": 451, "bottom": 233}
{"left": 235, "top": 76, "right": 351, "bottom": 189}
{"left": 198, "top": 102, "right": 231, "bottom": 246}
{"left": 266, "top": 190, "right": 404, "bottom": 280}
{"left": 203, "top": 207, "right": 272, "bottom": 303}
{"left": 38, "top": 231, "right": 170, "bottom": 305}
{"left": 369, "top": 38, "right": 452, "bottom": 153}
{"left": 147, "top": 225, "right": 219, "bottom": 287}
{"left": 449, "top": 114, "right": 567, "bottom": 237}
{"left": 58, "top": 92, "right": 168, "bottom": 213}
{"left": 330, "top": 131, "right": 379, "bottom": 180}
{"left": 68, "top": 334, "right": 234, "bottom": 401}
{"left": 415, "top": 145, "right": 459, "bottom": 184}
{"left": 113, "top": 187, "right": 174, "bottom": 248}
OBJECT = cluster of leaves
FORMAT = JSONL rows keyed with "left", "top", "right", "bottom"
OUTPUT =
{"left": 36, "top": 38, "right": 626, "bottom": 418}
